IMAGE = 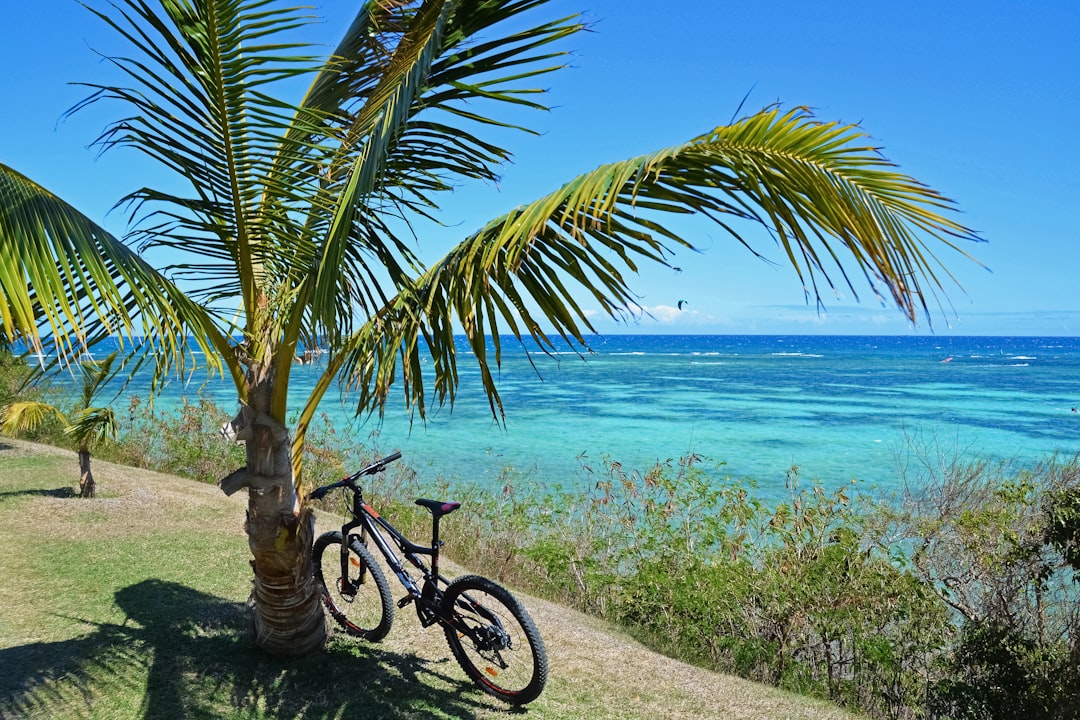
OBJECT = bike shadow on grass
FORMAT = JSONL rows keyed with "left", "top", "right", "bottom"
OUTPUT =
{"left": 1, "top": 579, "right": 498, "bottom": 719}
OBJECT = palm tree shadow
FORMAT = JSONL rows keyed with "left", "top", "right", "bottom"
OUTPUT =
{"left": 0, "top": 486, "right": 76, "bottom": 499}
{"left": 1, "top": 579, "right": 492, "bottom": 719}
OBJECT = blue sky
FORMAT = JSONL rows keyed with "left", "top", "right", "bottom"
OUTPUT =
{"left": 3, "top": 1, "right": 1077, "bottom": 336}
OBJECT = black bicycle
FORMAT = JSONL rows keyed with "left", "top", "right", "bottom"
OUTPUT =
{"left": 310, "top": 451, "right": 548, "bottom": 705}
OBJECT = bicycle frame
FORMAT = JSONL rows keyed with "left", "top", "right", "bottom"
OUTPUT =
{"left": 336, "top": 484, "right": 452, "bottom": 626}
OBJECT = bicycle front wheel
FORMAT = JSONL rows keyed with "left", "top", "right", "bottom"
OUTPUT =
{"left": 313, "top": 531, "right": 394, "bottom": 641}
{"left": 441, "top": 575, "right": 548, "bottom": 705}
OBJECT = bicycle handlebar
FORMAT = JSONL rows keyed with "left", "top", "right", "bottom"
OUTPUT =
{"left": 360, "top": 451, "right": 402, "bottom": 476}
{"left": 309, "top": 451, "right": 402, "bottom": 500}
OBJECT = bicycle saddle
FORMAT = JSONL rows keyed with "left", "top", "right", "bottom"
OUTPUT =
{"left": 415, "top": 498, "right": 461, "bottom": 518}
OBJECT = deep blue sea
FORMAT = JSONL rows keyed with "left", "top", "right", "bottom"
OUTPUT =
{"left": 95, "top": 334, "right": 1080, "bottom": 500}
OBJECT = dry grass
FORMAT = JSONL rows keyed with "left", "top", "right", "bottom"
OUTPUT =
{"left": 1, "top": 438, "right": 861, "bottom": 719}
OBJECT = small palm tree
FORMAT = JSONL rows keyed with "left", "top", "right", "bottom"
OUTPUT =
{"left": 1, "top": 352, "right": 120, "bottom": 498}
{"left": 0, "top": 1, "right": 981, "bottom": 655}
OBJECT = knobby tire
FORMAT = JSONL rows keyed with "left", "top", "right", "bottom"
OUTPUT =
{"left": 441, "top": 575, "right": 548, "bottom": 705}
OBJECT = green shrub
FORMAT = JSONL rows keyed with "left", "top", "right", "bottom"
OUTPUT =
{"left": 0, "top": 348, "right": 31, "bottom": 406}
{"left": 433, "top": 453, "right": 1080, "bottom": 720}
{"left": 97, "top": 395, "right": 245, "bottom": 482}
{"left": 929, "top": 620, "right": 1077, "bottom": 720}
{"left": 1044, "top": 486, "right": 1080, "bottom": 573}
{"left": 604, "top": 467, "right": 952, "bottom": 717}
{"left": 887, "top": 455, "right": 1080, "bottom": 720}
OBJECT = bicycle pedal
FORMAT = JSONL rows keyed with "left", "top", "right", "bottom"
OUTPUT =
{"left": 397, "top": 594, "right": 415, "bottom": 609}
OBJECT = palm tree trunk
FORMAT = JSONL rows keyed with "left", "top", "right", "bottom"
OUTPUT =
{"left": 78, "top": 449, "right": 95, "bottom": 498}
{"left": 247, "top": 417, "right": 326, "bottom": 655}
{"left": 221, "top": 369, "right": 326, "bottom": 656}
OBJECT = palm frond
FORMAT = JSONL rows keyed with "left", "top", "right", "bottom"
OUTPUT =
{"left": 289, "top": 1, "right": 582, "bottom": 342}
{"left": 674, "top": 107, "right": 982, "bottom": 319}
{"left": 337, "top": 107, "right": 982, "bottom": 421}
{"left": 0, "top": 401, "right": 66, "bottom": 435}
{"left": 66, "top": 406, "right": 119, "bottom": 451}
{"left": 0, "top": 163, "right": 232, "bottom": 389}
{"left": 77, "top": 350, "right": 120, "bottom": 408}
{"left": 72, "top": 0, "right": 326, "bottom": 321}
{"left": 308, "top": 0, "right": 456, "bottom": 335}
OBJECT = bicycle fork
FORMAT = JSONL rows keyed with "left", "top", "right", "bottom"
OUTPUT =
{"left": 338, "top": 535, "right": 366, "bottom": 597}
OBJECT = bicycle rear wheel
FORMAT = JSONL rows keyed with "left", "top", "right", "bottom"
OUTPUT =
{"left": 441, "top": 575, "right": 548, "bottom": 705}
{"left": 312, "top": 531, "right": 394, "bottom": 641}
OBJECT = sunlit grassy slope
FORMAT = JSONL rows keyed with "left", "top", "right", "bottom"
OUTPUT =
{"left": 0, "top": 439, "right": 860, "bottom": 720}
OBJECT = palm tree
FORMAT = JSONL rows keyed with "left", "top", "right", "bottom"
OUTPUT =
{"left": 1, "top": 352, "right": 120, "bottom": 498}
{"left": 0, "top": 1, "right": 981, "bottom": 656}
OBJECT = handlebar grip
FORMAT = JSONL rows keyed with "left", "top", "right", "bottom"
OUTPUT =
{"left": 359, "top": 450, "right": 402, "bottom": 476}
{"left": 309, "top": 485, "right": 332, "bottom": 500}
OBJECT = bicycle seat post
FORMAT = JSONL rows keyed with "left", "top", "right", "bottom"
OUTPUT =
{"left": 429, "top": 514, "right": 443, "bottom": 578}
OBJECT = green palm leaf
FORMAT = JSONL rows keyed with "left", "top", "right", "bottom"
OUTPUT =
{"left": 0, "top": 164, "right": 228, "bottom": 387}
{"left": 307, "top": 0, "right": 456, "bottom": 338}
{"left": 74, "top": 1, "right": 325, "bottom": 312}
{"left": 74, "top": 350, "right": 120, "bottom": 407}
{"left": 0, "top": 401, "right": 66, "bottom": 435}
{"left": 279, "top": 2, "right": 583, "bottom": 337}
{"left": 67, "top": 406, "right": 119, "bottom": 452}
{"left": 334, "top": 107, "right": 982, "bottom": 422}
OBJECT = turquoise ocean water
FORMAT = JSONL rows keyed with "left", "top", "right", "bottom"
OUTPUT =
{"left": 106, "top": 335, "right": 1080, "bottom": 500}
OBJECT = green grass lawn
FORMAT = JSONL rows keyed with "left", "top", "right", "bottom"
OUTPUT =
{"left": 0, "top": 440, "right": 860, "bottom": 720}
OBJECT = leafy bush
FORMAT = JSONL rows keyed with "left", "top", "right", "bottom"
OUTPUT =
{"left": 0, "top": 348, "right": 31, "bottom": 406}
{"left": 434, "top": 452, "right": 1080, "bottom": 720}
{"left": 929, "top": 620, "right": 1077, "bottom": 720}
{"left": 886, "top": 455, "right": 1080, "bottom": 720}
{"left": 1044, "top": 486, "right": 1080, "bottom": 573}
{"left": 97, "top": 395, "right": 245, "bottom": 482}
{"left": 0, "top": 350, "right": 69, "bottom": 445}
{"left": 600, "top": 465, "right": 951, "bottom": 717}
